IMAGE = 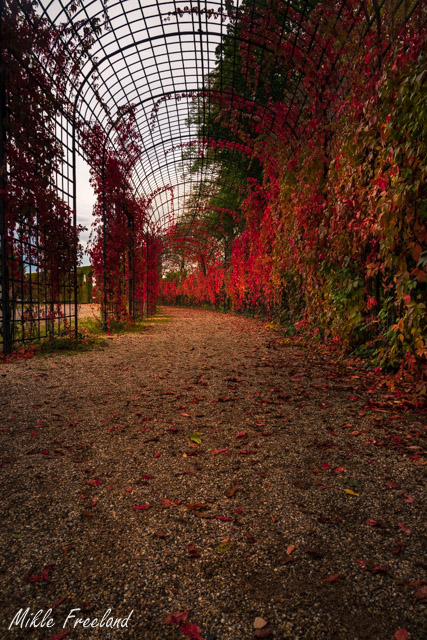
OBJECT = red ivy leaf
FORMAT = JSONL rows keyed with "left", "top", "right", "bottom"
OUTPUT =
{"left": 87, "top": 477, "right": 102, "bottom": 486}
{"left": 394, "top": 630, "right": 409, "bottom": 640}
{"left": 179, "top": 622, "right": 204, "bottom": 639}
{"left": 41, "top": 565, "right": 54, "bottom": 582}
{"left": 322, "top": 573, "right": 345, "bottom": 583}
{"left": 165, "top": 610, "right": 190, "bottom": 625}
{"left": 398, "top": 522, "right": 412, "bottom": 536}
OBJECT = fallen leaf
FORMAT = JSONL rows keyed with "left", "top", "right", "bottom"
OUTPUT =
{"left": 190, "top": 432, "right": 202, "bottom": 444}
{"left": 217, "top": 539, "right": 234, "bottom": 553}
{"left": 344, "top": 489, "right": 359, "bottom": 496}
{"left": 153, "top": 451, "right": 162, "bottom": 458}
{"left": 286, "top": 544, "right": 298, "bottom": 556}
{"left": 165, "top": 610, "right": 190, "bottom": 625}
{"left": 161, "top": 499, "right": 179, "bottom": 507}
{"left": 225, "top": 486, "right": 239, "bottom": 498}
{"left": 43, "top": 634, "right": 70, "bottom": 640}
{"left": 366, "top": 519, "right": 381, "bottom": 527}
{"left": 322, "top": 573, "right": 345, "bottom": 583}
{"left": 25, "top": 573, "right": 43, "bottom": 583}
{"left": 415, "top": 585, "right": 427, "bottom": 602}
{"left": 187, "top": 544, "right": 200, "bottom": 558}
{"left": 216, "top": 516, "right": 234, "bottom": 521}
{"left": 372, "top": 564, "right": 389, "bottom": 573}
{"left": 179, "top": 622, "right": 204, "bottom": 639}
{"left": 87, "top": 477, "right": 102, "bottom": 486}
{"left": 133, "top": 504, "right": 151, "bottom": 510}
{"left": 51, "top": 596, "right": 67, "bottom": 610}
{"left": 185, "top": 502, "right": 208, "bottom": 511}
{"left": 153, "top": 529, "right": 166, "bottom": 538}
{"left": 386, "top": 479, "right": 399, "bottom": 489}
{"left": 236, "top": 432, "right": 247, "bottom": 438}
{"left": 398, "top": 522, "right": 411, "bottom": 536}
{"left": 394, "top": 630, "right": 409, "bottom": 640}
{"left": 212, "top": 448, "right": 228, "bottom": 455}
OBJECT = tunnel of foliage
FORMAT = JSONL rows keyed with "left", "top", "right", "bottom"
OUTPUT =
{"left": 161, "top": 1, "right": 427, "bottom": 391}
{"left": 0, "top": 0, "right": 426, "bottom": 393}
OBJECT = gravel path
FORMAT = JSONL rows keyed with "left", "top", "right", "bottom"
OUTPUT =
{"left": 0, "top": 306, "right": 426, "bottom": 640}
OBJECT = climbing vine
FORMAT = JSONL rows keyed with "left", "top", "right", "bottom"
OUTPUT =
{"left": 161, "top": 0, "right": 427, "bottom": 393}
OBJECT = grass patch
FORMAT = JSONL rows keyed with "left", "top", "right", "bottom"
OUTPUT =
{"left": 35, "top": 332, "right": 107, "bottom": 355}
{"left": 78, "top": 311, "right": 171, "bottom": 336}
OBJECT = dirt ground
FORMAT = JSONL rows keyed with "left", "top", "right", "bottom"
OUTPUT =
{"left": 0, "top": 306, "right": 425, "bottom": 640}
{"left": 77, "top": 304, "right": 100, "bottom": 321}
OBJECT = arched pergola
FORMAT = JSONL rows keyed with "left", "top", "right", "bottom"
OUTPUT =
{"left": 0, "top": 0, "right": 423, "bottom": 351}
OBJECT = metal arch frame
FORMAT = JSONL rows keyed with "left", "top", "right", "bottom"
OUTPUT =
{"left": 1, "top": 0, "right": 424, "bottom": 351}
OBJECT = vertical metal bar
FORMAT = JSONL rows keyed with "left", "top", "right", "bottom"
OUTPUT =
{"left": 102, "top": 151, "right": 107, "bottom": 331}
{"left": 0, "top": 0, "right": 11, "bottom": 354}
{"left": 145, "top": 232, "right": 149, "bottom": 318}
{"left": 72, "top": 120, "right": 78, "bottom": 337}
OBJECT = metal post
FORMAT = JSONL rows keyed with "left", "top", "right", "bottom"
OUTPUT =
{"left": 102, "top": 150, "right": 108, "bottom": 331}
{"left": 0, "top": 0, "right": 11, "bottom": 354}
{"left": 145, "top": 232, "right": 149, "bottom": 318}
{"left": 72, "top": 122, "right": 78, "bottom": 337}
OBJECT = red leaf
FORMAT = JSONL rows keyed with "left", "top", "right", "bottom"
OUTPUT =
{"left": 25, "top": 573, "right": 43, "bottom": 583}
{"left": 154, "top": 451, "right": 162, "bottom": 458}
{"left": 161, "top": 499, "right": 179, "bottom": 507}
{"left": 386, "top": 480, "right": 399, "bottom": 489}
{"left": 321, "top": 463, "right": 330, "bottom": 469}
{"left": 372, "top": 564, "right": 389, "bottom": 573}
{"left": 43, "top": 634, "right": 70, "bottom": 640}
{"left": 236, "top": 432, "right": 247, "bottom": 438}
{"left": 51, "top": 596, "right": 67, "bottom": 610}
{"left": 216, "top": 516, "right": 234, "bottom": 521}
{"left": 41, "top": 565, "right": 54, "bottom": 582}
{"left": 366, "top": 519, "right": 381, "bottom": 527}
{"left": 87, "top": 477, "right": 102, "bottom": 486}
{"left": 187, "top": 544, "right": 200, "bottom": 558}
{"left": 179, "top": 622, "right": 204, "bottom": 639}
{"left": 181, "top": 413, "right": 191, "bottom": 417}
{"left": 211, "top": 448, "right": 228, "bottom": 455}
{"left": 394, "top": 630, "right": 409, "bottom": 640}
{"left": 334, "top": 467, "right": 346, "bottom": 473}
{"left": 398, "top": 522, "right": 411, "bottom": 536}
{"left": 133, "top": 504, "right": 151, "bottom": 510}
{"left": 415, "top": 585, "right": 427, "bottom": 602}
{"left": 322, "top": 573, "right": 345, "bottom": 583}
{"left": 141, "top": 475, "right": 153, "bottom": 480}
{"left": 165, "top": 610, "right": 190, "bottom": 625}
